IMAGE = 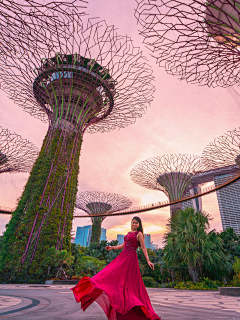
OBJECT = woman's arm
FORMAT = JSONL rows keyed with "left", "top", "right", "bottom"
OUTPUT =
{"left": 105, "top": 243, "right": 124, "bottom": 251}
{"left": 138, "top": 232, "right": 154, "bottom": 270}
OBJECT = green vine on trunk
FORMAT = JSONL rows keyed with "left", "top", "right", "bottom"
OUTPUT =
{"left": 0, "top": 128, "right": 82, "bottom": 281}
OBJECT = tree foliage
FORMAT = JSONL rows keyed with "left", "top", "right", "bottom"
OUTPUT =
{"left": 164, "top": 208, "right": 226, "bottom": 282}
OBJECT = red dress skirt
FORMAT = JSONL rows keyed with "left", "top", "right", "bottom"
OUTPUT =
{"left": 71, "top": 231, "right": 160, "bottom": 320}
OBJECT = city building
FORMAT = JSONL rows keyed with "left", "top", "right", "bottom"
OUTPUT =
{"left": 214, "top": 174, "right": 240, "bottom": 234}
{"left": 75, "top": 225, "right": 107, "bottom": 247}
{"left": 144, "top": 234, "right": 151, "bottom": 249}
{"left": 151, "top": 243, "right": 159, "bottom": 250}
{"left": 117, "top": 234, "right": 125, "bottom": 245}
{"left": 181, "top": 186, "right": 202, "bottom": 212}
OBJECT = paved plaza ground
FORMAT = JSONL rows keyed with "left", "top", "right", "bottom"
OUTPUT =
{"left": 0, "top": 284, "right": 239, "bottom": 319}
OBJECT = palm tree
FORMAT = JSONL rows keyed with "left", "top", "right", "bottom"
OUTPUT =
{"left": 164, "top": 207, "right": 226, "bottom": 282}
{"left": 55, "top": 250, "right": 74, "bottom": 280}
{"left": 219, "top": 228, "right": 240, "bottom": 260}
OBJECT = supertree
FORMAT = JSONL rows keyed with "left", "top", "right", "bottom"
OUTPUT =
{"left": 130, "top": 154, "right": 210, "bottom": 216}
{"left": 0, "top": 17, "right": 154, "bottom": 278}
{"left": 0, "top": 126, "right": 39, "bottom": 174}
{"left": 76, "top": 191, "right": 132, "bottom": 243}
{"left": 135, "top": 0, "right": 240, "bottom": 87}
{"left": 202, "top": 128, "right": 240, "bottom": 167}
{"left": 0, "top": 0, "right": 87, "bottom": 60}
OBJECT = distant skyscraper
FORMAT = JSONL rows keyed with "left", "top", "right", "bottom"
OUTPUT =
{"left": 144, "top": 234, "right": 151, "bottom": 249}
{"left": 75, "top": 225, "right": 107, "bottom": 247}
{"left": 117, "top": 233, "right": 151, "bottom": 248}
{"left": 151, "top": 243, "right": 158, "bottom": 251}
{"left": 181, "top": 186, "right": 202, "bottom": 212}
{"left": 214, "top": 174, "right": 240, "bottom": 235}
{"left": 100, "top": 228, "right": 107, "bottom": 243}
{"left": 117, "top": 234, "right": 125, "bottom": 245}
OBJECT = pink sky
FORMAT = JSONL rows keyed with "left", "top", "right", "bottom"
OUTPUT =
{"left": 0, "top": 0, "right": 239, "bottom": 247}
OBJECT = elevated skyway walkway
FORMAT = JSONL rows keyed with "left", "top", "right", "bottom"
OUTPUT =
{"left": 74, "top": 168, "right": 240, "bottom": 218}
{"left": 2, "top": 167, "right": 240, "bottom": 218}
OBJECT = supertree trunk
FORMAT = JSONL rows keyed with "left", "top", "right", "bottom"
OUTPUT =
{"left": 170, "top": 203, "right": 182, "bottom": 218}
{"left": 0, "top": 128, "right": 81, "bottom": 277}
{"left": 90, "top": 218, "right": 103, "bottom": 244}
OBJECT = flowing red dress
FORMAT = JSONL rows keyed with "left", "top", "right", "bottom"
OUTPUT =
{"left": 71, "top": 230, "right": 160, "bottom": 320}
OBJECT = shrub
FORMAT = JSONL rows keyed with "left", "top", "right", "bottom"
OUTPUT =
{"left": 75, "top": 256, "right": 106, "bottom": 277}
{"left": 174, "top": 278, "right": 224, "bottom": 290}
{"left": 229, "top": 257, "right": 240, "bottom": 287}
{"left": 142, "top": 276, "right": 156, "bottom": 287}
{"left": 71, "top": 276, "right": 82, "bottom": 280}
{"left": 229, "top": 276, "right": 240, "bottom": 287}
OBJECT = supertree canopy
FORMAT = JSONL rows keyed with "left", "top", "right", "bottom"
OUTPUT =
{"left": 135, "top": 0, "right": 240, "bottom": 87}
{"left": 201, "top": 128, "right": 240, "bottom": 168}
{"left": 130, "top": 154, "right": 208, "bottom": 216}
{"left": 0, "top": 126, "right": 39, "bottom": 174}
{"left": 0, "top": 0, "right": 87, "bottom": 59}
{"left": 0, "top": 17, "right": 154, "bottom": 280}
{"left": 76, "top": 191, "right": 132, "bottom": 243}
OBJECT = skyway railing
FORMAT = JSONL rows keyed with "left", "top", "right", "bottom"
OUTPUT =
{"left": 74, "top": 170, "right": 240, "bottom": 218}
{"left": 2, "top": 170, "right": 240, "bottom": 218}
{"left": 0, "top": 206, "right": 15, "bottom": 214}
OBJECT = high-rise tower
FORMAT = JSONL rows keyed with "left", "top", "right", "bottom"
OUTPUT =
{"left": 214, "top": 174, "right": 240, "bottom": 234}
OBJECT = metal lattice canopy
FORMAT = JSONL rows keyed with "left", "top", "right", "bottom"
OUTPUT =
{"left": 0, "top": 1, "right": 87, "bottom": 60}
{"left": 130, "top": 154, "right": 209, "bottom": 202}
{"left": 135, "top": 0, "right": 240, "bottom": 87}
{"left": 202, "top": 128, "right": 240, "bottom": 168}
{"left": 1, "top": 17, "right": 155, "bottom": 132}
{"left": 76, "top": 191, "right": 132, "bottom": 220}
{"left": 0, "top": 126, "right": 39, "bottom": 174}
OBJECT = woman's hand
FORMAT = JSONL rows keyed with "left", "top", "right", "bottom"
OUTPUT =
{"left": 105, "top": 246, "right": 113, "bottom": 251}
{"left": 148, "top": 261, "right": 154, "bottom": 271}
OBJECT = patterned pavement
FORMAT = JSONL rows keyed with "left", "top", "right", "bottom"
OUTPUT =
{"left": 149, "top": 289, "right": 240, "bottom": 312}
{"left": 0, "top": 296, "right": 22, "bottom": 310}
{"left": 0, "top": 285, "right": 239, "bottom": 319}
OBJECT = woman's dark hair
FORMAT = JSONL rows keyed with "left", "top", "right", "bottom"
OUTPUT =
{"left": 132, "top": 216, "right": 144, "bottom": 247}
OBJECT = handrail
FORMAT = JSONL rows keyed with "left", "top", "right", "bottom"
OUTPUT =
{"left": 2, "top": 171, "right": 240, "bottom": 218}
{"left": 74, "top": 170, "right": 240, "bottom": 218}
{"left": 0, "top": 206, "right": 15, "bottom": 214}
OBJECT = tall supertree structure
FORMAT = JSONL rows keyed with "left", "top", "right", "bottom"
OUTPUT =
{"left": 0, "top": 17, "right": 154, "bottom": 279}
{"left": 135, "top": 0, "right": 240, "bottom": 87}
{"left": 76, "top": 191, "right": 132, "bottom": 243}
{"left": 0, "top": 126, "right": 39, "bottom": 174}
{"left": 202, "top": 128, "right": 240, "bottom": 233}
{"left": 130, "top": 154, "right": 209, "bottom": 216}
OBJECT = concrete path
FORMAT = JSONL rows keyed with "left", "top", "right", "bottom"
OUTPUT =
{"left": 0, "top": 284, "right": 239, "bottom": 319}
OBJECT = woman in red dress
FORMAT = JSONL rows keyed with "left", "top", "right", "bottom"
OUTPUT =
{"left": 71, "top": 216, "right": 161, "bottom": 320}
